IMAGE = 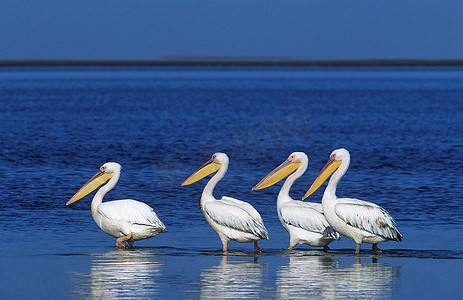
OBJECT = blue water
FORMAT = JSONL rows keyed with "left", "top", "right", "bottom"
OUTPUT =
{"left": 1, "top": 66, "right": 462, "bottom": 299}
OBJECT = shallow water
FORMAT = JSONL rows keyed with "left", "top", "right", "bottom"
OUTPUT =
{"left": 1, "top": 66, "right": 462, "bottom": 298}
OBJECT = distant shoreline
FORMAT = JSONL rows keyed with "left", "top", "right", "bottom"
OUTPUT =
{"left": 1, "top": 59, "right": 463, "bottom": 67}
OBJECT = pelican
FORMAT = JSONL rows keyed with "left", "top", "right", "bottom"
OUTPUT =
{"left": 252, "top": 152, "right": 338, "bottom": 250}
{"left": 303, "top": 149, "right": 402, "bottom": 254}
{"left": 181, "top": 153, "right": 268, "bottom": 252}
{"left": 66, "top": 162, "right": 166, "bottom": 249}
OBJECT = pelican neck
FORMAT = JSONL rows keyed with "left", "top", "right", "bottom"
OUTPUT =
{"left": 201, "top": 162, "right": 227, "bottom": 203}
{"left": 91, "top": 171, "right": 120, "bottom": 210}
{"left": 278, "top": 158, "right": 307, "bottom": 203}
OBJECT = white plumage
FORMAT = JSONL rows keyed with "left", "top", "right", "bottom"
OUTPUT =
{"left": 333, "top": 199, "right": 401, "bottom": 241}
{"left": 67, "top": 162, "right": 166, "bottom": 248}
{"left": 253, "top": 152, "right": 338, "bottom": 250}
{"left": 304, "top": 148, "right": 402, "bottom": 254}
{"left": 182, "top": 152, "right": 268, "bottom": 252}
{"left": 279, "top": 202, "right": 338, "bottom": 241}
{"left": 97, "top": 200, "right": 162, "bottom": 225}
{"left": 205, "top": 197, "right": 268, "bottom": 240}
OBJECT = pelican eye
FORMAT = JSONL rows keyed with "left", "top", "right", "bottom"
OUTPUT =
{"left": 100, "top": 166, "right": 106, "bottom": 172}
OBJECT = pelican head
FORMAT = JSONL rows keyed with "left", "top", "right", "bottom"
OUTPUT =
{"left": 252, "top": 152, "right": 305, "bottom": 191}
{"left": 181, "top": 153, "right": 228, "bottom": 186}
{"left": 66, "top": 162, "right": 120, "bottom": 205}
{"left": 302, "top": 148, "right": 349, "bottom": 199}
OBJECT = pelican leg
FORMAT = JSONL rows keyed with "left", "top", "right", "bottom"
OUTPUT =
{"left": 254, "top": 241, "right": 262, "bottom": 253}
{"left": 288, "top": 240, "right": 296, "bottom": 250}
{"left": 355, "top": 243, "right": 361, "bottom": 254}
{"left": 323, "top": 245, "right": 330, "bottom": 251}
{"left": 222, "top": 242, "right": 228, "bottom": 252}
{"left": 116, "top": 232, "right": 133, "bottom": 249}
{"left": 128, "top": 240, "right": 134, "bottom": 249}
{"left": 372, "top": 244, "right": 382, "bottom": 254}
{"left": 288, "top": 238, "right": 297, "bottom": 251}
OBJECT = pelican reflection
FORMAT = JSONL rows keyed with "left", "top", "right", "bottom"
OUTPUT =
{"left": 200, "top": 255, "right": 267, "bottom": 299}
{"left": 277, "top": 254, "right": 400, "bottom": 299}
{"left": 331, "top": 257, "right": 400, "bottom": 299}
{"left": 277, "top": 254, "right": 337, "bottom": 299}
{"left": 71, "top": 250, "right": 163, "bottom": 299}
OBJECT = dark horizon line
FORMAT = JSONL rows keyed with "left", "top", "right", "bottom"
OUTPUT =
{"left": 2, "top": 58, "right": 463, "bottom": 67}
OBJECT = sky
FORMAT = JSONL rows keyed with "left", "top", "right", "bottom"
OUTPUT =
{"left": 1, "top": 1, "right": 463, "bottom": 61}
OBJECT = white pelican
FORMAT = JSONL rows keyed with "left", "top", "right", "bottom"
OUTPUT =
{"left": 181, "top": 153, "right": 268, "bottom": 252}
{"left": 303, "top": 149, "right": 402, "bottom": 254}
{"left": 66, "top": 162, "right": 166, "bottom": 249}
{"left": 252, "top": 152, "right": 339, "bottom": 250}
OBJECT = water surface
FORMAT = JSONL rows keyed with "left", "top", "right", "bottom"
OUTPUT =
{"left": 1, "top": 66, "right": 462, "bottom": 299}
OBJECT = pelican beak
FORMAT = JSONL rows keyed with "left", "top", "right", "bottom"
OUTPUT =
{"left": 66, "top": 170, "right": 114, "bottom": 205}
{"left": 302, "top": 157, "right": 341, "bottom": 200}
{"left": 252, "top": 159, "right": 301, "bottom": 191}
{"left": 181, "top": 159, "right": 221, "bottom": 186}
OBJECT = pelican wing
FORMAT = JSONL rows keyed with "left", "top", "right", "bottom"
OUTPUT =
{"left": 221, "top": 196, "right": 265, "bottom": 223}
{"left": 204, "top": 197, "right": 268, "bottom": 239}
{"left": 280, "top": 202, "right": 339, "bottom": 239}
{"left": 97, "top": 200, "right": 166, "bottom": 230}
{"left": 334, "top": 199, "right": 402, "bottom": 241}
